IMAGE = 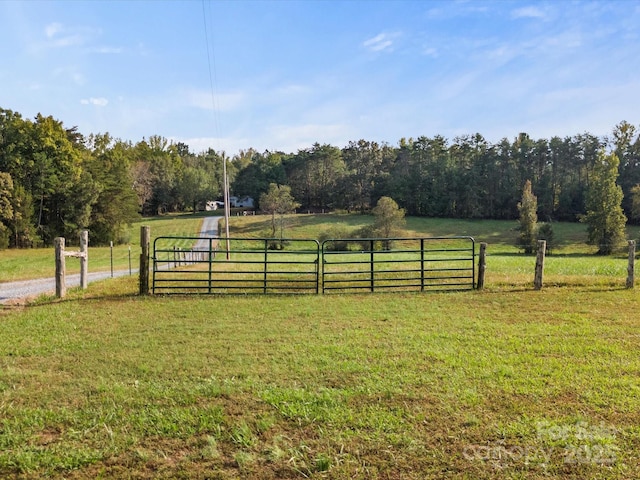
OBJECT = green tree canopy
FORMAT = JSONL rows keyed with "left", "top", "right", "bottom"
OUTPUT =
{"left": 516, "top": 179, "right": 538, "bottom": 254}
{"left": 86, "top": 135, "right": 140, "bottom": 244}
{"left": 582, "top": 151, "right": 627, "bottom": 254}
{"left": 371, "top": 196, "right": 405, "bottom": 249}
{"left": 259, "top": 183, "right": 300, "bottom": 242}
{"left": 0, "top": 172, "right": 13, "bottom": 248}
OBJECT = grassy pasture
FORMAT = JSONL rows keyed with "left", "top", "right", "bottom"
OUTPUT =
{"left": 2, "top": 211, "right": 639, "bottom": 286}
{"left": 222, "top": 213, "right": 640, "bottom": 290}
{"left": 1, "top": 279, "right": 640, "bottom": 479}
{"left": 1, "top": 213, "right": 640, "bottom": 478}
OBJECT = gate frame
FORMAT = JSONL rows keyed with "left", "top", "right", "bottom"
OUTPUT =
{"left": 321, "top": 236, "right": 476, "bottom": 294}
{"left": 152, "top": 236, "right": 320, "bottom": 295}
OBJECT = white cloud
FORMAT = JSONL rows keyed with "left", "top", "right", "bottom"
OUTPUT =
{"left": 541, "top": 31, "right": 582, "bottom": 50}
{"left": 266, "top": 123, "right": 352, "bottom": 152}
{"left": 274, "top": 84, "right": 312, "bottom": 97}
{"left": 511, "top": 6, "right": 547, "bottom": 19}
{"left": 422, "top": 46, "right": 438, "bottom": 58}
{"left": 178, "top": 122, "right": 355, "bottom": 155}
{"left": 363, "top": 33, "right": 398, "bottom": 52}
{"left": 174, "top": 136, "right": 252, "bottom": 155}
{"left": 45, "top": 22, "right": 63, "bottom": 38}
{"left": 81, "top": 97, "right": 108, "bottom": 107}
{"left": 91, "top": 46, "right": 123, "bottom": 54}
{"left": 42, "top": 22, "right": 99, "bottom": 48}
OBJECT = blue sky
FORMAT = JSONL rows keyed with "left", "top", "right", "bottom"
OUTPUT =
{"left": 1, "top": 0, "right": 639, "bottom": 154}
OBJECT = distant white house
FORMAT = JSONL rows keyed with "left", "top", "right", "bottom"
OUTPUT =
{"left": 229, "top": 196, "right": 255, "bottom": 208}
{"left": 205, "top": 200, "right": 225, "bottom": 211}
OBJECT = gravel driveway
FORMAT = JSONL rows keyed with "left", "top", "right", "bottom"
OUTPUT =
{"left": 0, "top": 216, "right": 221, "bottom": 305}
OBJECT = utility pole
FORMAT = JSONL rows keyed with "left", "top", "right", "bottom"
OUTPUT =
{"left": 222, "top": 152, "right": 231, "bottom": 259}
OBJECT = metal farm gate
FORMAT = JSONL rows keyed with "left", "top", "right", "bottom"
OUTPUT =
{"left": 152, "top": 236, "right": 476, "bottom": 295}
{"left": 321, "top": 236, "right": 476, "bottom": 293}
{"left": 152, "top": 237, "right": 320, "bottom": 295}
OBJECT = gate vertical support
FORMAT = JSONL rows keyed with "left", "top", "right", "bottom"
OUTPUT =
{"left": 208, "top": 238, "right": 213, "bottom": 294}
{"left": 477, "top": 242, "right": 487, "bottom": 290}
{"left": 55, "top": 237, "right": 66, "bottom": 298}
{"left": 534, "top": 240, "right": 546, "bottom": 290}
{"left": 370, "top": 240, "right": 375, "bottom": 293}
{"left": 321, "top": 242, "right": 326, "bottom": 294}
{"left": 420, "top": 238, "right": 425, "bottom": 291}
{"left": 627, "top": 240, "right": 636, "bottom": 289}
{"left": 139, "top": 226, "right": 150, "bottom": 295}
{"left": 315, "top": 242, "right": 320, "bottom": 295}
{"left": 80, "top": 230, "right": 89, "bottom": 289}
{"left": 264, "top": 240, "right": 269, "bottom": 294}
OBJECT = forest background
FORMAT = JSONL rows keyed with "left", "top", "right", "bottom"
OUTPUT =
{"left": 1, "top": 106, "right": 639, "bottom": 249}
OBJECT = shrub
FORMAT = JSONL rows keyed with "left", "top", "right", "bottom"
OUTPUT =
{"left": 318, "top": 223, "right": 354, "bottom": 251}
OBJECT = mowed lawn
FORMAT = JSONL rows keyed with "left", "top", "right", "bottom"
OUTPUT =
{"left": 1, "top": 278, "right": 640, "bottom": 479}
{"left": 2, "top": 213, "right": 640, "bottom": 478}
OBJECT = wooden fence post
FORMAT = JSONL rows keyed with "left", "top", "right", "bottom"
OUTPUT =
{"left": 79, "top": 230, "right": 88, "bottom": 289}
{"left": 534, "top": 240, "right": 546, "bottom": 290}
{"left": 139, "top": 226, "right": 150, "bottom": 295}
{"left": 627, "top": 240, "right": 636, "bottom": 289}
{"left": 55, "top": 237, "right": 66, "bottom": 298}
{"left": 110, "top": 241, "right": 114, "bottom": 277}
{"left": 55, "top": 231, "right": 89, "bottom": 298}
{"left": 477, "top": 242, "right": 487, "bottom": 289}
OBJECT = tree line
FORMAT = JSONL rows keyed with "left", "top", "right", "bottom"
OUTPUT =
{"left": 1, "top": 105, "right": 639, "bottom": 248}
{"left": 0, "top": 108, "right": 229, "bottom": 247}
{"left": 234, "top": 125, "right": 640, "bottom": 226}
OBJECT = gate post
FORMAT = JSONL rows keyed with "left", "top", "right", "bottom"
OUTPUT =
{"left": 80, "top": 230, "right": 88, "bottom": 289}
{"left": 477, "top": 242, "right": 487, "bottom": 289}
{"left": 139, "top": 226, "right": 150, "bottom": 295}
{"left": 55, "top": 237, "right": 66, "bottom": 298}
{"left": 534, "top": 240, "right": 546, "bottom": 290}
{"left": 627, "top": 240, "right": 636, "bottom": 289}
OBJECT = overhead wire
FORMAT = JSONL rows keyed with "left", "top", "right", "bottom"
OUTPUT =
{"left": 201, "top": 0, "right": 230, "bottom": 257}
{"left": 201, "top": 0, "right": 221, "bottom": 150}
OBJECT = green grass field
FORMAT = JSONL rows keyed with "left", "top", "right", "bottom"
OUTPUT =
{"left": 1, "top": 214, "right": 640, "bottom": 478}
{"left": 2, "top": 212, "right": 639, "bottom": 285}
{"left": 0, "top": 214, "right": 214, "bottom": 283}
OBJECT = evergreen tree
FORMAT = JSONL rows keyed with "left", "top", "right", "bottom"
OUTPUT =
{"left": 537, "top": 223, "right": 555, "bottom": 254}
{"left": 582, "top": 151, "right": 627, "bottom": 254}
{"left": 631, "top": 184, "right": 640, "bottom": 223}
{"left": 517, "top": 180, "right": 538, "bottom": 254}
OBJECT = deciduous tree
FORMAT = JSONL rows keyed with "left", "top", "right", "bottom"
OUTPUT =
{"left": 86, "top": 136, "right": 140, "bottom": 244}
{"left": 372, "top": 196, "right": 405, "bottom": 249}
{"left": 259, "top": 183, "right": 300, "bottom": 244}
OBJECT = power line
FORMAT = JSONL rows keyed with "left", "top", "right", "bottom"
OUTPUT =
{"left": 201, "top": 0, "right": 221, "bottom": 149}
{"left": 202, "top": 0, "right": 230, "bottom": 257}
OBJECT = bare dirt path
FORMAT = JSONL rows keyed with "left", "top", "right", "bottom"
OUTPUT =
{"left": 0, "top": 216, "right": 221, "bottom": 305}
